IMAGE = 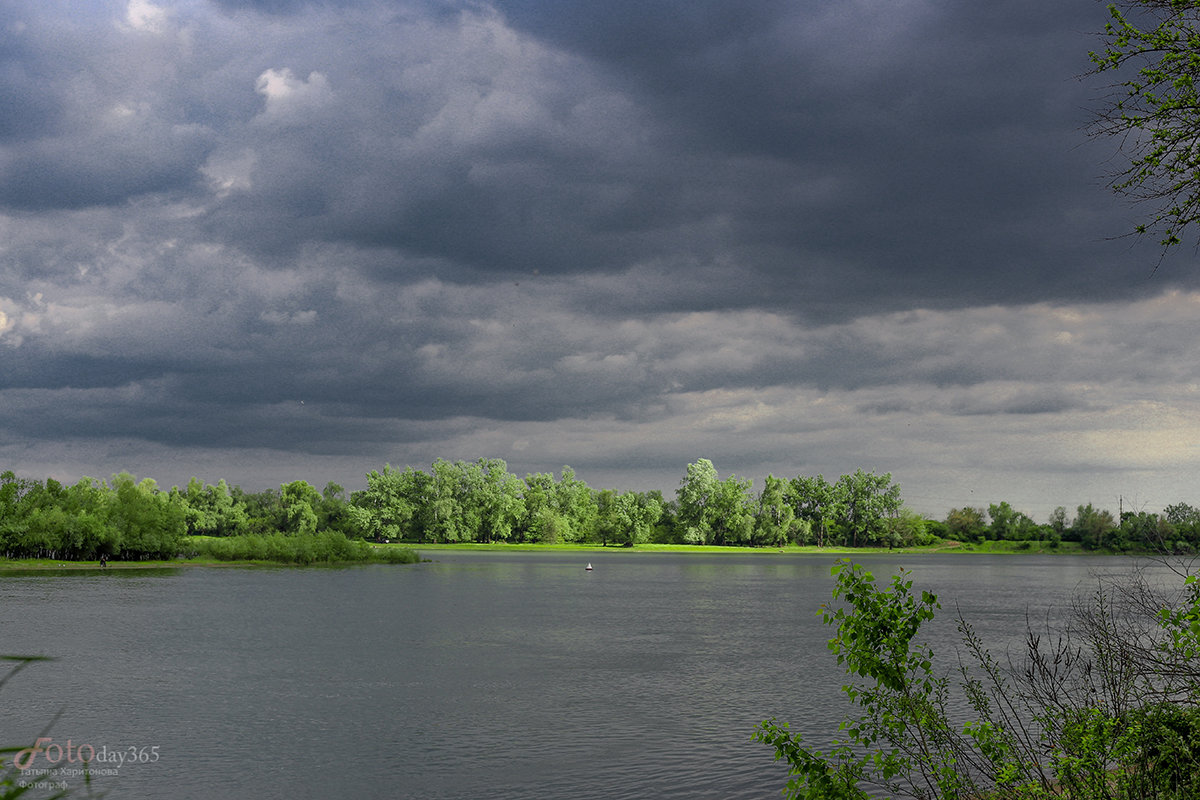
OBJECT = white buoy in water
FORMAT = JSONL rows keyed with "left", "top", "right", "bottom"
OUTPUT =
{"left": 585, "top": 563, "right": 593, "bottom": 571}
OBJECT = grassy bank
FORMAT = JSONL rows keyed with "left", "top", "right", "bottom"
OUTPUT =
{"left": 0, "top": 538, "right": 1093, "bottom": 571}
{"left": 0, "top": 535, "right": 421, "bottom": 570}
{"left": 185, "top": 532, "right": 421, "bottom": 564}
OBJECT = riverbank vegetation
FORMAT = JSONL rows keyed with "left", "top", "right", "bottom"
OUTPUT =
{"left": 2, "top": 458, "right": 1197, "bottom": 563}
{"left": 758, "top": 558, "right": 1200, "bottom": 799}
{"left": 184, "top": 533, "right": 420, "bottom": 565}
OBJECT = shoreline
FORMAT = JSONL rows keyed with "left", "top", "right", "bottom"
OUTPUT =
{"left": 0, "top": 538, "right": 1137, "bottom": 572}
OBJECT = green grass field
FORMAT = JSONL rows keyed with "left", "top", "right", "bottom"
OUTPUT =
{"left": 0, "top": 538, "right": 1091, "bottom": 571}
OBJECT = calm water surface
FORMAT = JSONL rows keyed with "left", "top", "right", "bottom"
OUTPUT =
{"left": 0, "top": 552, "right": 1155, "bottom": 799}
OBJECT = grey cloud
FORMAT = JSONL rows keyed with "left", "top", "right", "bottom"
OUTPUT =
{"left": 3, "top": 0, "right": 1174, "bottom": 307}
{"left": 4, "top": 0, "right": 1200, "bottom": 518}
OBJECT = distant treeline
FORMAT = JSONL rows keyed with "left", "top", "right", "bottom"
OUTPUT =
{"left": 0, "top": 470, "right": 418, "bottom": 563}
{"left": 1, "top": 459, "right": 1196, "bottom": 561}
{"left": 935, "top": 500, "right": 1200, "bottom": 554}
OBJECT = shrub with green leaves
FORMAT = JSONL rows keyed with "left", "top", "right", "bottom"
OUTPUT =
{"left": 756, "top": 559, "right": 1200, "bottom": 799}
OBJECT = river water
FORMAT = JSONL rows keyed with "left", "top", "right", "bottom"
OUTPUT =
{"left": 0, "top": 552, "right": 1163, "bottom": 799}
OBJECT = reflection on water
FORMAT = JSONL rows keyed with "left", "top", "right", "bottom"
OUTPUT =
{"left": 0, "top": 567, "right": 184, "bottom": 578}
{"left": 0, "top": 553, "right": 1164, "bottom": 799}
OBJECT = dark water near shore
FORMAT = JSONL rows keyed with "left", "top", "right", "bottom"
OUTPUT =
{"left": 0, "top": 552, "right": 1160, "bottom": 799}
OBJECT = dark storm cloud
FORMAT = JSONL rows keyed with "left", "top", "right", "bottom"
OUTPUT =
{"left": 0, "top": 0, "right": 1169, "bottom": 306}
{"left": 3, "top": 0, "right": 1200, "bottom": 515}
{"left": 482, "top": 0, "right": 1158, "bottom": 310}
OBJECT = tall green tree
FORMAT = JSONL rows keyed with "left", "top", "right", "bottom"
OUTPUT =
{"left": 521, "top": 471, "right": 558, "bottom": 542}
{"left": 1164, "top": 502, "right": 1200, "bottom": 550}
{"left": 232, "top": 486, "right": 284, "bottom": 535}
{"left": 1118, "top": 510, "right": 1172, "bottom": 551}
{"left": 14, "top": 477, "right": 116, "bottom": 559}
{"left": 350, "top": 465, "right": 427, "bottom": 541}
{"left": 108, "top": 473, "right": 185, "bottom": 559}
{"left": 1049, "top": 506, "right": 1069, "bottom": 536}
{"left": 675, "top": 459, "right": 754, "bottom": 545}
{"left": 1072, "top": 503, "right": 1117, "bottom": 549}
{"left": 172, "top": 477, "right": 249, "bottom": 537}
{"left": 677, "top": 458, "right": 721, "bottom": 544}
{"left": 427, "top": 459, "right": 470, "bottom": 542}
{"left": 945, "top": 506, "right": 987, "bottom": 544}
{"left": 886, "top": 508, "right": 931, "bottom": 548}
{"left": 754, "top": 474, "right": 802, "bottom": 547}
{"left": 318, "top": 481, "right": 351, "bottom": 534}
{"left": 600, "top": 490, "right": 663, "bottom": 547}
{"left": 473, "top": 458, "right": 525, "bottom": 543}
{"left": 280, "top": 480, "right": 322, "bottom": 536}
{"left": 832, "top": 470, "right": 902, "bottom": 548}
{"left": 787, "top": 475, "right": 840, "bottom": 547}
{"left": 986, "top": 501, "right": 1038, "bottom": 541}
{"left": 0, "top": 471, "right": 36, "bottom": 521}
{"left": 709, "top": 474, "right": 755, "bottom": 546}
{"left": 519, "top": 467, "right": 596, "bottom": 543}
{"left": 555, "top": 466, "right": 597, "bottom": 542}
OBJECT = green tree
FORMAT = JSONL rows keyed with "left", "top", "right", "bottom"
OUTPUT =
{"left": 754, "top": 474, "right": 801, "bottom": 547}
{"left": 593, "top": 489, "right": 619, "bottom": 546}
{"left": 280, "top": 480, "right": 322, "bottom": 536}
{"left": 675, "top": 459, "right": 754, "bottom": 545}
{"left": 1165, "top": 502, "right": 1200, "bottom": 549}
{"left": 108, "top": 473, "right": 185, "bottom": 559}
{"left": 1049, "top": 505, "right": 1069, "bottom": 534}
{"left": 318, "top": 481, "right": 351, "bottom": 534}
{"left": 0, "top": 471, "right": 36, "bottom": 522}
{"left": 709, "top": 474, "right": 755, "bottom": 546}
{"left": 987, "top": 501, "right": 1019, "bottom": 540}
{"left": 472, "top": 458, "right": 525, "bottom": 543}
{"left": 832, "top": 470, "right": 902, "bottom": 548}
{"left": 59, "top": 478, "right": 117, "bottom": 558}
{"left": 945, "top": 506, "right": 987, "bottom": 544}
{"left": 520, "top": 472, "right": 558, "bottom": 542}
{"left": 787, "top": 475, "right": 841, "bottom": 547}
{"left": 233, "top": 486, "right": 284, "bottom": 535}
{"left": 519, "top": 468, "right": 595, "bottom": 543}
{"left": 605, "top": 490, "right": 663, "bottom": 547}
{"left": 17, "top": 478, "right": 116, "bottom": 561}
{"left": 351, "top": 465, "right": 427, "bottom": 541}
{"left": 886, "top": 508, "right": 931, "bottom": 548}
{"left": 676, "top": 458, "right": 721, "bottom": 544}
{"left": 529, "top": 505, "right": 568, "bottom": 543}
{"left": 172, "top": 477, "right": 249, "bottom": 537}
{"left": 554, "top": 466, "right": 597, "bottom": 543}
{"left": 1090, "top": 0, "right": 1200, "bottom": 252}
{"left": 1116, "top": 510, "right": 1169, "bottom": 551}
{"left": 1072, "top": 502, "right": 1117, "bottom": 550}
{"left": 427, "top": 459, "right": 470, "bottom": 542}
{"left": 1165, "top": 501, "right": 1200, "bottom": 528}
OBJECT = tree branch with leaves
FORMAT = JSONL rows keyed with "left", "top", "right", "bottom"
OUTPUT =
{"left": 1090, "top": 0, "right": 1200, "bottom": 255}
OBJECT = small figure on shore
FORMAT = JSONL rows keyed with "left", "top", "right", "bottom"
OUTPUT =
{"left": 100, "top": 554, "right": 107, "bottom": 569}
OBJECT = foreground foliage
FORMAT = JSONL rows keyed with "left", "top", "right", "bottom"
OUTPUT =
{"left": 756, "top": 559, "right": 1200, "bottom": 799}
{"left": 1090, "top": 0, "right": 1200, "bottom": 253}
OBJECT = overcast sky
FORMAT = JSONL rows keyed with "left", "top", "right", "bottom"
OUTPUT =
{"left": 3, "top": 0, "right": 1199, "bottom": 521}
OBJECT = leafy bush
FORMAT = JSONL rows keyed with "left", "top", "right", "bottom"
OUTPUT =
{"left": 189, "top": 532, "right": 419, "bottom": 564}
{"left": 756, "top": 560, "right": 1200, "bottom": 799}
